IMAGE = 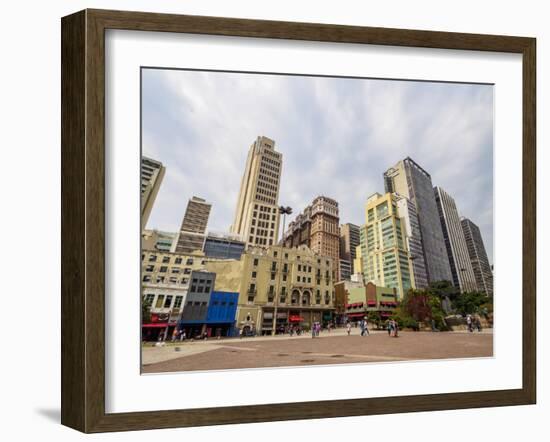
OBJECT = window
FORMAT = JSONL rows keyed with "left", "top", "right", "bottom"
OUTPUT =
{"left": 186, "top": 258, "right": 194, "bottom": 265}
{"left": 283, "top": 274, "right": 287, "bottom": 282}
{"left": 149, "top": 255, "right": 157, "bottom": 262}
{"left": 197, "top": 286, "right": 204, "bottom": 293}
{"left": 155, "top": 295, "right": 165, "bottom": 308}
{"left": 183, "top": 268, "right": 191, "bottom": 274}
{"left": 143, "top": 294, "right": 155, "bottom": 305}
{"left": 252, "top": 271, "right": 257, "bottom": 278}
{"left": 171, "top": 268, "right": 180, "bottom": 274}
{"left": 159, "top": 266, "right": 168, "bottom": 273}
{"left": 145, "top": 265, "right": 154, "bottom": 272}
{"left": 162, "top": 256, "right": 170, "bottom": 263}
{"left": 164, "top": 295, "right": 173, "bottom": 308}
{"left": 142, "top": 275, "right": 151, "bottom": 282}
{"left": 253, "top": 258, "right": 259, "bottom": 266}
{"left": 169, "top": 277, "right": 177, "bottom": 283}
{"left": 175, "top": 257, "right": 182, "bottom": 264}
{"left": 156, "top": 276, "right": 165, "bottom": 283}
{"left": 274, "top": 251, "right": 278, "bottom": 257}
{"left": 174, "top": 296, "right": 183, "bottom": 308}
{"left": 181, "top": 278, "right": 189, "bottom": 284}
{"left": 191, "top": 285, "right": 197, "bottom": 292}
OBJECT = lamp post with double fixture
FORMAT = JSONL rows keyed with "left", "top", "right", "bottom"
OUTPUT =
{"left": 271, "top": 205, "right": 292, "bottom": 336}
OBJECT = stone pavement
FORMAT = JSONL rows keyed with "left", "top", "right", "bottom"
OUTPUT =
{"left": 142, "top": 329, "right": 493, "bottom": 373}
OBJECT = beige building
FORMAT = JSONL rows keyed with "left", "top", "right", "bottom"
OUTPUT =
{"left": 206, "top": 244, "right": 335, "bottom": 335}
{"left": 359, "top": 192, "right": 415, "bottom": 299}
{"left": 172, "top": 196, "right": 212, "bottom": 254}
{"left": 230, "top": 136, "right": 283, "bottom": 249}
{"left": 142, "top": 229, "right": 177, "bottom": 252}
{"left": 283, "top": 196, "right": 340, "bottom": 281}
{"left": 141, "top": 156, "right": 165, "bottom": 231}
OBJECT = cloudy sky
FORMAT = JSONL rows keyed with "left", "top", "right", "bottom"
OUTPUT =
{"left": 142, "top": 68, "right": 493, "bottom": 264}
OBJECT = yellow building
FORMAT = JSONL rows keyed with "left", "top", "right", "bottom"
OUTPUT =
{"left": 353, "top": 244, "right": 363, "bottom": 276}
{"left": 359, "top": 192, "right": 415, "bottom": 299}
{"left": 206, "top": 244, "right": 335, "bottom": 335}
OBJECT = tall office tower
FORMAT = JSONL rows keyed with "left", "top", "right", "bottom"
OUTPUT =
{"left": 339, "top": 223, "right": 361, "bottom": 280}
{"left": 384, "top": 157, "right": 453, "bottom": 284}
{"left": 230, "top": 136, "right": 283, "bottom": 249}
{"left": 461, "top": 217, "right": 493, "bottom": 296}
{"left": 283, "top": 196, "right": 341, "bottom": 280}
{"left": 340, "top": 223, "right": 361, "bottom": 263}
{"left": 359, "top": 192, "right": 415, "bottom": 299}
{"left": 395, "top": 195, "right": 429, "bottom": 289}
{"left": 172, "top": 196, "right": 212, "bottom": 254}
{"left": 434, "top": 187, "right": 477, "bottom": 292}
{"left": 141, "top": 156, "right": 166, "bottom": 231}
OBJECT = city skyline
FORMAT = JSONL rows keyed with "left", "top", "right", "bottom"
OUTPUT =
{"left": 142, "top": 68, "right": 494, "bottom": 264}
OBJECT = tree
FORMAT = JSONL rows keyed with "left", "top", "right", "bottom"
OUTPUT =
{"left": 452, "top": 291, "right": 487, "bottom": 316}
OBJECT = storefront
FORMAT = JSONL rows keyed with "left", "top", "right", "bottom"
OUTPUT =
{"left": 261, "top": 308, "right": 334, "bottom": 333}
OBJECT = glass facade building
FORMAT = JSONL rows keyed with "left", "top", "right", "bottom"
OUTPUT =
{"left": 384, "top": 157, "right": 453, "bottom": 284}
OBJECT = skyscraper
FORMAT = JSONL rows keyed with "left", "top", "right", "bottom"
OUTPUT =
{"left": 340, "top": 223, "right": 361, "bottom": 280}
{"left": 360, "top": 192, "right": 414, "bottom": 299}
{"left": 231, "top": 136, "right": 282, "bottom": 248}
{"left": 384, "top": 157, "right": 453, "bottom": 284}
{"left": 172, "top": 196, "right": 212, "bottom": 254}
{"left": 141, "top": 156, "right": 166, "bottom": 231}
{"left": 283, "top": 196, "right": 341, "bottom": 280}
{"left": 461, "top": 217, "right": 493, "bottom": 296}
{"left": 434, "top": 187, "right": 477, "bottom": 292}
{"left": 395, "top": 195, "right": 429, "bottom": 289}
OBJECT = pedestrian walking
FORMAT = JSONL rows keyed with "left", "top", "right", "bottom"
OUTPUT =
{"left": 359, "top": 319, "right": 366, "bottom": 337}
{"left": 387, "top": 319, "right": 393, "bottom": 336}
{"left": 393, "top": 319, "right": 399, "bottom": 337}
{"left": 466, "top": 314, "right": 473, "bottom": 332}
{"left": 346, "top": 321, "right": 352, "bottom": 336}
{"left": 364, "top": 317, "right": 370, "bottom": 336}
{"left": 180, "top": 329, "right": 186, "bottom": 341}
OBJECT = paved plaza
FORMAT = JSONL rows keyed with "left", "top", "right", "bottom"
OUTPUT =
{"left": 142, "top": 328, "right": 493, "bottom": 373}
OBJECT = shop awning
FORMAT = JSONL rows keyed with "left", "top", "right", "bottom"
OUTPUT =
{"left": 347, "top": 313, "right": 367, "bottom": 318}
{"left": 289, "top": 315, "right": 304, "bottom": 322}
{"left": 142, "top": 323, "right": 168, "bottom": 328}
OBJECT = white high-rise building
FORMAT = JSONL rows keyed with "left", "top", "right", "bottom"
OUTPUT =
{"left": 231, "top": 136, "right": 283, "bottom": 248}
{"left": 141, "top": 156, "right": 165, "bottom": 231}
{"left": 434, "top": 187, "right": 477, "bottom": 292}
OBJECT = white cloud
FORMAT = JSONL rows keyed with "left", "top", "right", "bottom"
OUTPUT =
{"left": 142, "top": 69, "right": 494, "bottom": 262}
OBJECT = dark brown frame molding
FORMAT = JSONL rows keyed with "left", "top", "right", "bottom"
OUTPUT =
{"left": 61, "top": 9, "right": 536, "bottom": 433}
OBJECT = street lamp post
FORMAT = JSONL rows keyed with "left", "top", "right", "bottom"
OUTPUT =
{"left": 272, "top": 205, "right": 292, "bottom": 336}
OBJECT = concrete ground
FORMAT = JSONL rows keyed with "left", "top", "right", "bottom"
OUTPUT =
{"left": 142, "top": 328, "right": 493, "bottom": 373}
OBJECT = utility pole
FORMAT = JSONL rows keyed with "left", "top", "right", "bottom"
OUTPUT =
{"left": 272, "top": 205, "right": 292, "bottom": 336}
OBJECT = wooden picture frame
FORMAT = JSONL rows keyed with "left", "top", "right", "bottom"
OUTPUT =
{"left": 61, "top": 8, "right": 536, "bottom": 433}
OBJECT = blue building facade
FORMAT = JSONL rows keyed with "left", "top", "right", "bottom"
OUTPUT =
{"left": 205, "top": 291, "right": 239, "bottom": 337}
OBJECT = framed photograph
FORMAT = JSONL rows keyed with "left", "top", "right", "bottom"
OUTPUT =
{"left": 61, "top": 9, "right": 536, "bottom": 433}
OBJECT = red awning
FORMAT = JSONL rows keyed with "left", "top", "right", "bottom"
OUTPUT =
{"left": 347, "top": 313, "right": 367, "bottom": 318}
{"left": 289, "top": 315, "right": 304, "bottom": 322}
{"left": 142, "top": 323, "right": 169, "bottom": 328}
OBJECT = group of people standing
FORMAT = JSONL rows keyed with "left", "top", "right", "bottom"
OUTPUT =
{"left": 387, "top": 318, "right": 399, "bottom": 337}
{"left": 466, "top": 314, "right": 483, "bottom": 332}
{"left": 345, "top": 318, "right": 370, "bottom": 336}
{"left": 311, "top": 322, "right": 322, "bottom": 338}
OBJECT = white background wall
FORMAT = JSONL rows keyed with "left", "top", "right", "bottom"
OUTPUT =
{"left": 0, "top": 0, "right": 547, "bottom": 440}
